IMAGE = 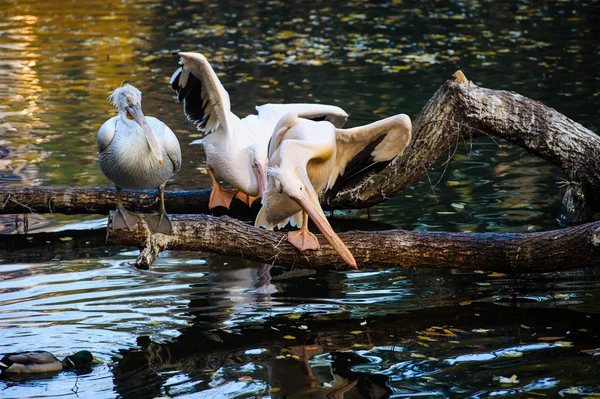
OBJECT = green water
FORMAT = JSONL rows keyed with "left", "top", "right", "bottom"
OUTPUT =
{"left": 0, "top": 0, "right": 599, "bottom": 397}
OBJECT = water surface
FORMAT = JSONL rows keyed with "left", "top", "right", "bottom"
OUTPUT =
{"left": 1, "top": 0, "right": 599, "bottom": 397}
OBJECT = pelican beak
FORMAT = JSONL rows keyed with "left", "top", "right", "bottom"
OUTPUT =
{"left": 126, "top": 103, "right": 163, "bottom": 165}
{"left": 253, "top": 162, "right": 268, "bottom": 199}
{"left": 292, "top": 168, "right": 357, "bottom": 269}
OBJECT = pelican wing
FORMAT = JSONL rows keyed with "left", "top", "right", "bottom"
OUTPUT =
{"left": 257, "top": 103, "right": 349, "bottom": 128}
{"left": 97, "top": 117, "right": 117, "bottom": 154}
{"left": 164, "top": 125, "right": 183, "bottom": 173}
{"left": 170, "top": 52, "right": 232, "bottom": 135}
{"left": 327, "top": 113, "right": 412, "bottom": 194}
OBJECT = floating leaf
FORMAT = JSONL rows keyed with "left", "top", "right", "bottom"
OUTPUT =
{"left": 494, "top": 374, "right": 519, "bottom": 384}
{"left": 520, "top": 324, "right": 531, "bottom": 329}
{"left": 411, "top": 353, "right": 426, "bottom": 359}
{"left": 459, "top": 301, "right": 471, "bottom": 306}
{"left": 283, "top": 335, "right": 296, "bottom": 340}
{"left": 538, "top": 336, "right": 564, "bottom": 341}
{"left": 554, "top": 341, "right": 573, "bottom": 347}
{"left": 350, "top": 330, "right": 363, "bottom": 335}
{"left": 501, "top": 351, "right": 523, "bottom": 358}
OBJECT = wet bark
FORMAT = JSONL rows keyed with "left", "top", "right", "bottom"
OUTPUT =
{"left": 0, "top": 187, "right": 260, "bottom": 220}
{"left": 1, "top": 73, "right": 599, "bottom": 224}
{"left": 326, "top": 71, "right": 600, "bottom": 225}
{"left": 107, "top": 213, "right": 600, "bottom": 271}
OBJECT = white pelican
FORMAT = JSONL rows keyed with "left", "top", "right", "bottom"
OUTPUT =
{"left": 98, "top": 84, "right": 182, "bottom": 234}
{"left": 169, "top": 52, "right": 348, "bottom": 209}
{"left": 255, "top": 112, "right": 412, "bottom": 269}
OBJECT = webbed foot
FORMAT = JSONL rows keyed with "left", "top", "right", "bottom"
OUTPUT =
{"left": 112, "top": 208, "right": 141, "bottom": 231}
{"left": 287, "top": 229, "right": 320, "bottom": 251}
{"left": 145, "top": 212, "right": 175, "bottom": 235}
{"left": 209, "top": 186, "right": 237, "bottom": 209}
{"left": 235, "top": 191, "right": 261, "bottom": 207}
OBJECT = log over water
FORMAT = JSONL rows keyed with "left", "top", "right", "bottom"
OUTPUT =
{"left": 2, "top": 71, "right": 600, "bottom": 272}
{"left": 107, "top": 214, "right": 600, "bottom": 272}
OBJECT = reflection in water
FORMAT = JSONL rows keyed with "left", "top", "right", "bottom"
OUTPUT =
{"left": 1, "top": 0, "right": 599, "bottom": 397}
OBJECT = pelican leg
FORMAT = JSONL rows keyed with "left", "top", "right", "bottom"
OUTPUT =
{"left": 145, "top": 185, "right": 175, "bottom": 235}
{"left": 207, "top": 165, "right": 236, "bottom": 209}
{"left": 234, "top": 191, "right": 261, "bottom": 207}
{"left": 112, "top": 187, "right": 140, "bottom": 230}
{"left": 287, "top": 212, "right": 320, "bottom": 251}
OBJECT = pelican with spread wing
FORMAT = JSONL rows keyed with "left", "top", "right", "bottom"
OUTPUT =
{"left": 170, "top": 52, "right": 348, "bottom": 209}
{"left": 256, "top": 112, "right": 412, "bottom": 269}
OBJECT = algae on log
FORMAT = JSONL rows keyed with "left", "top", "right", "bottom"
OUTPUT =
{"left": 107, "top": 213, "right": 600, "bottom": 271}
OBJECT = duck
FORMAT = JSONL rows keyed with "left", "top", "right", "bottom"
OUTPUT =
{"left": 0, "top": 350, "right": 100, "bottom": 374}
{"left": 169, "top": 51, "right": 348, "bottom": 209}
{"left": 256, "top": 112, "right": 412, "bottom": 269}
{"left": 98, "top": 84, "right": 182, "bottom": 234}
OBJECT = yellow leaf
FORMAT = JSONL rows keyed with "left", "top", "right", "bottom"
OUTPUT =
{"left": 446, "top": 181, "right": 460, "bottom": 186}
{"left": 270, "top": 387, "right": 281, "bottom": 393}
{"left": 475, "top": 270, "right": 485, "bottom": 274}
{"left": 489, "top": 272, "right": 505, "bottom": 277}
{"left": 59, "top": 237, "right": 73, "bottom": 242}
{"left": 392, "top": 276, "right": 407, "bottom": 281}
{"left": 501, "top": 351, "right": 523, "bottom": 358}
{"left": 288, "top": 314, "right": 302, "bottom": 320}
{"left": 459, "top": 301, "right": 471, "bottom": 306}
{"left": 350, "top": 330, "right": 363, "bottom": 335}
{"left": 283, "top": 335, "right": 296, "bottom": 340}
{"left": 554, "top": 341, "right": 573, "bottom": 347}
{"left": 417, "top": 341, "right": 429, "bottom": 347}
{"left": 520, "top": 324, "right": 531, "bottom": 329}
{"left": 538, "top": 336, "right": 564, "bottom": 341}
{"left": 411, "top": 353, "right": 426, "bottom": 358}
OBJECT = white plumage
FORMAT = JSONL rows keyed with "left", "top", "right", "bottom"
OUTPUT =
{"left": 98, "top": 84, "right": 182, "bottom": 234}
{"left": 256, "top": 112, "right": 412, "bottom": 269}
{"left": 170, "top": 52, "right": 348, "bottom": 209}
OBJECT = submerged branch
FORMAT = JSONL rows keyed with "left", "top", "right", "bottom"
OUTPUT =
{"left": 107, "top": 214, "right": 600, "bottom": 272}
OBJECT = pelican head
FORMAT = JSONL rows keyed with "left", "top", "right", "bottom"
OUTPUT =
{"left": 108, "top": 84, "right": 163, "bottom": 165}
{"left": 269, "top": 166, "right": 357, "bottom": 268}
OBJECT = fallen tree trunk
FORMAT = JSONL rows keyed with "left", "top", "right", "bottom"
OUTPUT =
{"left": 1, "top": 72, "right": 599, "bottom": 224}
{"left": 107, "top": 214, "right": 600, "bottom": 271}
{"left": 327, "top": 71, "right": 600, "bottom": 225}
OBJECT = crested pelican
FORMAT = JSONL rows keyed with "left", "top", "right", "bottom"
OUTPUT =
{"left": 169, "top": 52, "right": 348, "bottom": 209}
{"left": 255, "top": 112, "right": 412, "bottom": 269}
{"left": 98, "top": 84, "right": 182, "bottom": 234}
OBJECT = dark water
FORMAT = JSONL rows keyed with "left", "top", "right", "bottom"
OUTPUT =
{"left": 0, "top": 0, "right": 599, "bottom": 397}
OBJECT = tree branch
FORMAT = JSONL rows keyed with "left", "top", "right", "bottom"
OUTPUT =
{"left": 326, "top": 71, "right": 600, "bottom": 225}
{"left": 107, "top": 214, "right": 600, "bottom": 272}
